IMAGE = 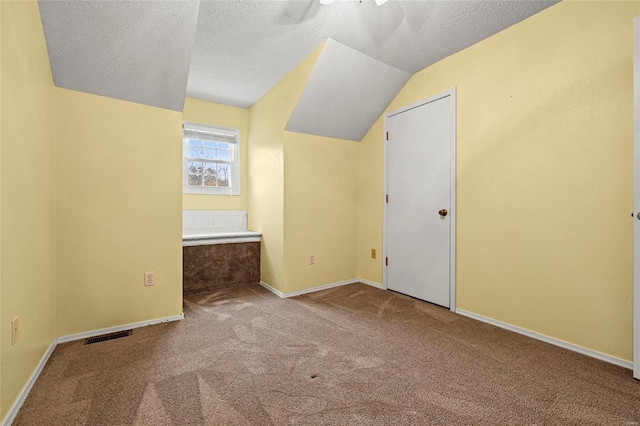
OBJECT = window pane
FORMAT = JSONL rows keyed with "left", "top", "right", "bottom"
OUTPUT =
{"left": 188, "top": 140, "right": 203, "bottom": 158}
{"left": 203, "top": 175, "right": 217, "bottom": 187}
{"left": 218, "top": 164, "right": 230, "bottom": 175}
{"left": 188, "top": 174, "right": 202, "bottom": 186}
{"left": 203, "top": 148, "right": 216, "bottom": 160}
{"left": 203, "top": 163, "right": 217, "bottom": 175}
{"left": 188, "top": 161, "right": 203, "bottom": 174}
{"left": 184, "top": 126, "right": 238, "bottom": 193}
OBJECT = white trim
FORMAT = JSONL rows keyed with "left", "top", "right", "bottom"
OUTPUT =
{"left": 259, "top": 281, "right": 285, "bottom": 298}
{"left": 383, "top": 88, "right": 458, "bottom": 312}
{"left": 183, "top": 122, "right": 239, "bottom": 139}
{"left": 182, "top": 236, "right": 261, "bottom": 246}
{"left": 260, "top": 279, "right": 362, "bottom": 298}
{"left": 2, "top": 340, "right": 57, "bottom": 426}
{"left": 358, "top": 278, "right": 382, "bottom": 288}
{"left": 56, "top": 314, "right": 184, "bottom": 344}
{"left": 382, "top": 110, "right": 389, "bottom": 291}
{"left": 457, "top": 309, "right": 633, "bottom": 370}
{"left": 633, "top": 16, "right": 640, "bottom": 380}
{"left": 449, "top": 89, "right": 457, "bottom": 313}
{"left": 182, "top": 230, "right": 261, "bottom": 240}
{"left": 182, "top": 122, "right": 241, "bottom": 196}
{"left": 294, "top": 279, "right": 356, "bottom": 296}
{"left": 260, "top": 278, "right": 383, "bottom": 299}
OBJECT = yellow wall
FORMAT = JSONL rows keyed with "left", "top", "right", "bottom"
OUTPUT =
{"left": 357, "top": 117, "right": 384, "bottom": 286}
{"left": 247, "top": 44, "right": 324, "bottom": 291}
{"left": 55, "top": 88, "right": 183, "bottom": 336}
{"left": 284, "top": 133, "right": 359, "bottom": 292}
{"left": 1, "top": 4, "right": 637, "bottom": 421}
{"left": 1, "top": 0, "right": 57, "bottom": 420}
{"left": 0, "top": 1, "right": 4, "bottom": 415}
{"left": 182, "top": 97, "right": 249, "bottom": 211}
{"left": 359, "top": 0, "right": 638, "bottom": 361}
{"left": 248, "top": 42, "right": 359, "bottom": 294}
{"left": 247, "top": 84, "right": 285, "bottom": 291}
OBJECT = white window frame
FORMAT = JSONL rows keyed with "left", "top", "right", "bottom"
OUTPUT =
{"left": 182, "top": 122, "right": 241, "bottom": 196}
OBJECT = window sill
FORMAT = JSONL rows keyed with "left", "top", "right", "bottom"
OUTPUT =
{"left": 183, "top": 188, "right": 240, "bottom": 196}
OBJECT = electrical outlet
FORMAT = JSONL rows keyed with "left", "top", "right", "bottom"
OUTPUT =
{"left": 144, "top": 271, "right": 155, "bottom": 287}
{"left": 309, "top": 254, "right": 315, "bottom": 265}
{"left": 11, "top": 317, "right": 19, "bottom": 345}
{"left": 371, "top": 249, "right": 377, "bottom": 259}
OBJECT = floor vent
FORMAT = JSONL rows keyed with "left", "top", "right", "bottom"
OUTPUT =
{"left": 85, "top": 330, "right": 132, "bottom": 345}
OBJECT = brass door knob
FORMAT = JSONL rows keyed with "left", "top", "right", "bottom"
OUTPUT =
{"left": 439, "top": 209, "right": 448, "bottom": 217}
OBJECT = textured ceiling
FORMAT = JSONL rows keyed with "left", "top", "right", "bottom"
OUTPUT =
{"left": 188, "top": 0, "right": 558, "bottom": 108}
{"left": 286, "top": 39, "right": 410, "bottom": 141}
{"left": 39, "top": 0, "right": 200, "bottom": 111}
{"left": 38, "top": 0, "right": 559, "bottom": 116}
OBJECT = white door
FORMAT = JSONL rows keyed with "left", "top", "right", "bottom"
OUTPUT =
{"left": 386, "top": 90, "right": 456, "bottom": 308}
{"left": 633, "top": 16, "right": 639, "bottom": 380}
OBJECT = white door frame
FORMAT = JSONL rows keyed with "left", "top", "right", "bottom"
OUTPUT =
{"left": 633, "top": 16, "right": 639, "bottom": 380}
{"left": 382, "top": 88, "right": 457, "bottom": 312}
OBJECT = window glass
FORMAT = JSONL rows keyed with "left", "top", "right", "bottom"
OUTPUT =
{"left": 183, "top": 124, "right": 239, "bottom": 194}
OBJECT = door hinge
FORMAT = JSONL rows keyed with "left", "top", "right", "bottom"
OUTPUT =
{"left": 385, "top": 257, "right": 388, "bottom": 266}
{"left": 386, "top": 194, "right": 388, "bottom": 203}
{"left": 386, "top": 132, "right": 389, "bottom": 141}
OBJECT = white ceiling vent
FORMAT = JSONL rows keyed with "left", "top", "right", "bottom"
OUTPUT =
{"left": 38, "top": 0, "right": 200, "bottom": 111}
{"left": 286, "top": 39, "right": 410, "bottom": 142}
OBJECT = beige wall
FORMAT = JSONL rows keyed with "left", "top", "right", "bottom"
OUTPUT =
{"left": 182, "top": 97, "right": 249, "bottom": 211}
{"left": 358, "top": 0, "right": 638, "bottom": 362}
{"left": 1, "top": 1, "right": 57, "bottom": 420}
{"left": 284, "top": 133, "right": 359, "bottom": 292}
{"left": 2, "top": 2, "right": 638, "bottom": 420}
{"left": 247, "top": 44, "right": 324, "bottom": 291}
{"left": 55, "top": 88, "right": 183, "bottom": 336}
{"left": 357, "top": 116, "right": 385, "bottom": 286}
{"left": 247, "top": 85, "right": 285, "bottom": 291}
{"left": 248, "top": 42, "right": 359, "bottom": 294}
{"left": 0, "top": 1, "right": 3, "bottom": 414}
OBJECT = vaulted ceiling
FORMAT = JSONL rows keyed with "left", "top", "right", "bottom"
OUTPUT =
{"left": 38, "top": 0, "right": 558, "bottom": 140}
{"left": 38, "top": 0, "right": 200, "bottom": 112}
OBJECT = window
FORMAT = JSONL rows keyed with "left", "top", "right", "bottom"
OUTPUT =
{"left": 183, "top": 122, "right": 240, "bottom": 195}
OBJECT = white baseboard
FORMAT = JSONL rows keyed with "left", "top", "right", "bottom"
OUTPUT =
{"left": 259, "top": 278, "right": 384, "bottom": 299}
{"left": 2, "top": 339, "right": 57, "bottom": 426}
{"left": 456, "top": 309, "right": 633, "bottom": 370}
{"left": 56, "top": 313, "right": 185, "bottom": 344}
{"left": 358, "top": 278, "right": 382, "bottom": 288}
{"left": 259, "top": 279, "right": 359, "bottom": 298}
{"left": 259, "top": 281, "right": 285, "bottom": 297}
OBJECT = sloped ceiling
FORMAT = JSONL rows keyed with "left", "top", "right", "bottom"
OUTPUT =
{"left": 286, "top": 39, "right": 410, "bottom": 142}
{"left": 38, "top": 0, "right": 200, "bottom": 111}
{"left": 38, "top": 0, "right": 559, "bottom": 128}
{"left": 188, "top": 0, "right": 558, "bottom": 108}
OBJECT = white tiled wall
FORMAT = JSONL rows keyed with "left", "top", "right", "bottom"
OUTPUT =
{"left": 182, "top": 210, "right": 248, "bottom": 235}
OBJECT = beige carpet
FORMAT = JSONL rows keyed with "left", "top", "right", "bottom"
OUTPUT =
{"left": 14, "top": 283, "right": 640, "bottom": 425}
